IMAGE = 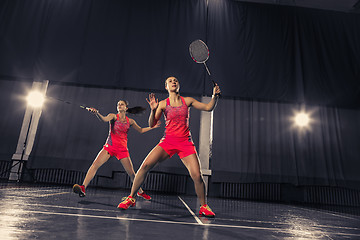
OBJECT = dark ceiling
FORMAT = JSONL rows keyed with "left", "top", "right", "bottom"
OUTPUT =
{"left": 237, "top": 0, "right": 360, "bottom": 13}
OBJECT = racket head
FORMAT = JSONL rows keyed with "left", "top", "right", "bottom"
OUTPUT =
{"left": 189, "top": 39, "right": 209, "bottom": 63}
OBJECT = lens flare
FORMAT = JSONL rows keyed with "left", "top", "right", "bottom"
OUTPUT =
{"left": 26, "top": 91, "right": 45, "bottom": 108}
{"left": 295, "top": 113, "right": 309, "bottom": 127}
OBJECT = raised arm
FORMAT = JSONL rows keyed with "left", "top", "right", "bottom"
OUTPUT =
{"left": 129, "top": 118, "right": 161, "bottom": 134}
{"left": 87, "top": 108, "right": 116, "bottom": 122}
{"left": 187, "top": 83, "right": 221, "bottom": 111}
{"left": 146, "top": 93, "right": 164, "bottom": 127}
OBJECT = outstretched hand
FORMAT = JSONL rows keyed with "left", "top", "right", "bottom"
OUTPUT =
{"left": 146, "top": 93, "right": 159, "bottom": 110}
{"left": 87, "top": 107, "right": 98, "bottom": 114}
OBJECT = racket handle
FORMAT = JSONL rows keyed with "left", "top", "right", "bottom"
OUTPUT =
{"left": 212, "top": 80, "right": 221, "bottom": 97}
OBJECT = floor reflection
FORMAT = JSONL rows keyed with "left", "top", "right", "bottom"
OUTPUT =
{"left": 0, "top": 183, "right": 359, "bottom": 240}
{"left": 282, "top": 213, "right": 327, "bottom": 239}
{"left": 0, "top": 191, "right": 37, "bottom": 239}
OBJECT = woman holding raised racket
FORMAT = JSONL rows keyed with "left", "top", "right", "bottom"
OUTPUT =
{"left": 73, "top": 100, "right": 160, "bottom": 200}
{"left": 118, "top": 76, "right": 221, "bottom": 217}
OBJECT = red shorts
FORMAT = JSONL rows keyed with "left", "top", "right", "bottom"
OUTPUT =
{"left": 158, "top": 136, "right": 196, "bottom": 159}
{"left": 103, "top": 144, "right": 129, "bottom": 160}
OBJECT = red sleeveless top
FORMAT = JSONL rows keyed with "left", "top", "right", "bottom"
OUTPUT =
{"left": 163, "top": 96, "right": 190, "bottom": 138}
{"left": 105, "top": 114, "right": 130, "bottom": 150}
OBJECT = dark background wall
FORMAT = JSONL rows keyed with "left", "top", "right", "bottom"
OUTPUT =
{"left": 1, "top": 0, "right": 360, "bottom": 203}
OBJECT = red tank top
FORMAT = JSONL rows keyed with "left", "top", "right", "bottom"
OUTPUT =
{"left": 163, "top": 96, "right": 190, "bottom": 138}
{"left": 105, "top": 114, "right": 130, "bottom": 149}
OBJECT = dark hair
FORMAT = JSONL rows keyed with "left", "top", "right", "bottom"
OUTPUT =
{"left": 118, "top": 100, "right": 146, "bottom": 115}
{"left": 127, "top": 106, "right": 146, "bottom": 114}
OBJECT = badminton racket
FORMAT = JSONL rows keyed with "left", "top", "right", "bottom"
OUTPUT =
{"left": 189, "top": 39, "right": 220, "bottom": 96}
{"left": 47, "top": 96, "right": 90, "bottom": 110}
{"left": 189, "top": 39, "right": 212, "bottom": 76}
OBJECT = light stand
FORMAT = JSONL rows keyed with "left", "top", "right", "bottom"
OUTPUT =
{"left": 7, "top": 81, "right": 48, "bottom": 182}
{"left": 4, "top": 113, "right": 35, "bottom": 182}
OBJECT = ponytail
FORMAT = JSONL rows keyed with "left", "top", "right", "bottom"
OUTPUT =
{"left": 127, "top": 106, "right": 146, "bottom": 114}
{"left": 118, "top": 99, "right": 146, "bottom": 114}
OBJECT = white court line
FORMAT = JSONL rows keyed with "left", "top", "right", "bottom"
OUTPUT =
{"left": 177, "top": 196, "right": 203, "bottom": 225}
{"left": 0, "top": 190, "right": 69, "bottom": 198}
{"left": 0, "top": 188, "right": 68, "bottom": 193}
{"left": 21, "top": 203, "right": 117, "bottom": 212}
{"left": 35, "top": 192, "right": 69, "bottom": 197}
{"left": 213, "top": 217, "right": 360, "bottom": 231}
{"left": 22, "top": 210, "right": 360, "bottom": 237}
{"left": 12, "top": 202, "right": 360, "bottom": 232}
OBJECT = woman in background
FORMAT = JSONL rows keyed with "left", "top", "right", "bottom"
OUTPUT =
{"left": 73, "top": 100, "right": 160, "bottom": 200}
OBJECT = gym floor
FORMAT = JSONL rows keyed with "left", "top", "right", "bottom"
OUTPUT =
{"left": 0, "top": 182, "right": 359, "bottom": 239}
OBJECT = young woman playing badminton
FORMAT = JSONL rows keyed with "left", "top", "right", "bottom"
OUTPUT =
{"left": 73, "top": 100, "right": 160, "bottom": 200}
{"left": 118, "top": 76, "right": 221, "bottom": 217}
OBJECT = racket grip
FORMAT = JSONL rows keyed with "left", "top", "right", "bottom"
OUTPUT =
{"left": 212, "top": 81, "right": 221, "bottom": 97}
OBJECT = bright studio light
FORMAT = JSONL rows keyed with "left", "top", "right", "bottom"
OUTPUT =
{"left": 26, "top": 91, "right": 45, "bottom": 108}
{"left": 294, "top": 112, "right": 309, "bottom": 127}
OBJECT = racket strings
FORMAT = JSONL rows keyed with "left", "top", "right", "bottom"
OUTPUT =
{"left": 189, "top": 40, "right": 209, "bottom": 63}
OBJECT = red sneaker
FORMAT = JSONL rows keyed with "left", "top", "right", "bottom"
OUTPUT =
{"left": 137, "top": 191, "right": 151, "bottom": 200}
{"left": 117, "top": 196, "right": 136, "bottom": 210}
{"left": 73, "top": 184, "right": 86, "bottom": 197}
{"left": 199, "top": 204, "right": 215, "bottom": 217}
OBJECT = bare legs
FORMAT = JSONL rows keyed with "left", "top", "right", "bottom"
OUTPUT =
{"left": 82, "top": 149, "right": 110, "bottom": 188}
{"left": 82, "top": 148, "right": 145, "bottom": 193}
{"left": 128, "top": 146, "right": 206, "bottom": 206}
{"left": 129, "top": 146, "right": 169, "bottom": 197}
{"left": 120, "top": 156, "right": 146, "bottom": 194}
{"left": 181, "top": 153, "right": 206, "bottom": 206}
